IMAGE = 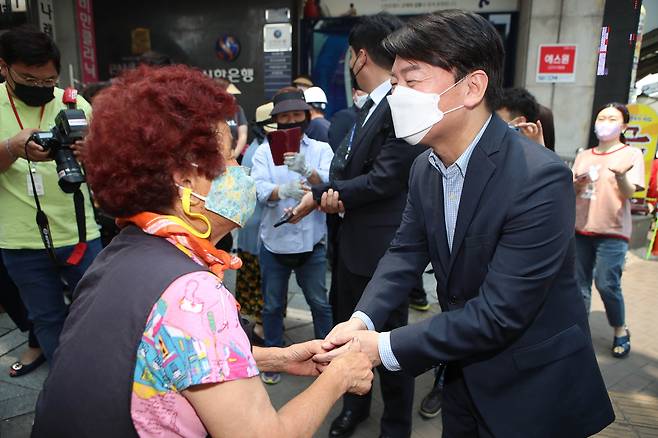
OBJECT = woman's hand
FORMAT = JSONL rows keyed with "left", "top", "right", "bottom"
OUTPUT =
{"left": 609, "top": 164, "right": 638, "bottom": 198}
{"left": 324, "top": 338, "right": 374, "bottom": 395}
{"left": 281, "top": 340, "right": 328, "bottom": 376}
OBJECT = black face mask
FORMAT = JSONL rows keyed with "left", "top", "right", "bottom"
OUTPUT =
{"left": 278, "top": 119, "right": 309, "bottom": 133}
{"left": 350, "top": 53, "right": 365, "bottom": 91}
{"left": 11, "top": 81, "right": 55, "bottom": 107}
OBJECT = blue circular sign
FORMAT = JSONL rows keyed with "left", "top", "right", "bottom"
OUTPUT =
{"left": 215, "top": 34, "right": 240, "bottom": 62}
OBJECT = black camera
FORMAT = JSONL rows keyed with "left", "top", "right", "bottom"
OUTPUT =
{"left": 29, "top": 109, "right": 88, "bottom": 193}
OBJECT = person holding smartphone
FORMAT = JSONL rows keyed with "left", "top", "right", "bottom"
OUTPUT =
{"left": 250, "top": 88, "right": 334, "bottom": 384}
{"left": 572, "top": 102, "right": 645, "bottom": 359}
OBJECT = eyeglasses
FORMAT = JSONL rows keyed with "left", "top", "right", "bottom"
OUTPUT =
{"left": 8, "top": 67, "right": 58, "bottom": 87}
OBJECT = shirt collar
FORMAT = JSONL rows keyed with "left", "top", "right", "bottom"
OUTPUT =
{"left": 429, "top": 114, "right": 492, "bottom": 177}
{"left": 368, "top": 80, "right": 392, "bottom": 106}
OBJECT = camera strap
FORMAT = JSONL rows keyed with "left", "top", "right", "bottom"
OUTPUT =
{"left": 24, "top": 140, "right": 88, "bottom": 267}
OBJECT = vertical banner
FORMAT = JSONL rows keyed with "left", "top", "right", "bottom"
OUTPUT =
{"left": 626, "top": 104, "right": 658, "bottom": 200}
{"left": 75, "top": 0, "right": 99, "bottom": 84}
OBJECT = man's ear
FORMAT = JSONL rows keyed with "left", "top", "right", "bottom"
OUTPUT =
{"left": 463, "top": 70, "right": 488, "bottom": 110}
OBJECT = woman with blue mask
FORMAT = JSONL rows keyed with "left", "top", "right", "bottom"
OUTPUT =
{"left": 32, "top": 65, "right": 373, "bottom": 438}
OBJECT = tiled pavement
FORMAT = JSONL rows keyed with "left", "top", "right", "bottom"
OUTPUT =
{"left": 1, "top": 249, "right": 656, "bottom": 437}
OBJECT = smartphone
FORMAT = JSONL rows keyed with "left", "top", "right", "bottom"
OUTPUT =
{"left": 574, "top": 172, "right": 589, "bottom": 180}
{"left": 273, "top": 210, "right": 294, "bottom": 228}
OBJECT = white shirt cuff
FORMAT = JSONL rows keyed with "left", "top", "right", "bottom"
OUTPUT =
{"left": 378, "top": 331, "right": 401, "bottom": 371}
{"left": 351, "top": 311, "right": 375, "bottom": 331}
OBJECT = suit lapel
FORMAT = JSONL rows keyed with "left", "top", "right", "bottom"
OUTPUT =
{"left": 426, "top": 162, "right": 451, "bottom": 281}
{"left": 447, "top": 135, "right": 497, "bottom": 275}
{"left": 344, "top": 97, "right": 389, "bottom": 168}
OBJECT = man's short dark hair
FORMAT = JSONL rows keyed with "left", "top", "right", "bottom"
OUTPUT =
{"left": 0, "top": 26, "right": 60, "bottom": 73}
{"left": 499, "top": 87, "right": 540, "bottom": 122}
{"left": 383, "top": 10, "right": 504, "bottom": 109}
{"left": 348, "top": 13, "right": 404, "bottom": 70}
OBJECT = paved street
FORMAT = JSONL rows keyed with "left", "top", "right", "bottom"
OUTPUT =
{"left": 1, "top": 248, "right": 657, "bottom": 437}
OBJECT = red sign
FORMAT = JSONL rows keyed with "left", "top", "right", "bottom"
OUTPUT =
{"left": 537, "top": 44, "right": 577, "bottom": 83}
{"left": 75, "top": 0, "right": 99, "bottom": 84}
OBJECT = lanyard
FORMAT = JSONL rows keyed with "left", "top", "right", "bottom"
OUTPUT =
{"left": 7, "top": 88, "right": 45, "bottom": 130}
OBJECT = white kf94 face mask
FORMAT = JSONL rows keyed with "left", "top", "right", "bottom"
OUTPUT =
{"left": 386, "top": 77, "right": 466, "bottom": 145}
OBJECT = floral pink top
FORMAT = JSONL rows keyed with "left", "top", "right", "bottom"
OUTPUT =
{"left": 130, "top": 270, "right": 259, "bottom": 437}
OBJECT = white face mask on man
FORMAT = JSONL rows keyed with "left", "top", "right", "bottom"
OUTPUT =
{"left": 386, "top": 76, "right": 466, "bottom": 145}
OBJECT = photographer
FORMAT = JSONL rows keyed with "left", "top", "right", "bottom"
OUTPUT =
{"left": 0, "top": 26, "right": 101, "bottom": 363}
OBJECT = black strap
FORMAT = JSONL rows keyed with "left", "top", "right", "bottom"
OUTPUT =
{"left": 25, "top": 140, "right": 87, "bottom": 267}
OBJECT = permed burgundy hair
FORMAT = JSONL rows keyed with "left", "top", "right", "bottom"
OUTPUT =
{"left": 84, "top": 65, "right": 236, "bottom": 217}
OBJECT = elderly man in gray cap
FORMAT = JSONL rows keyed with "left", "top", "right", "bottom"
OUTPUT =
{"left": 250, "top": 87, "right": 335, "bottom": 385}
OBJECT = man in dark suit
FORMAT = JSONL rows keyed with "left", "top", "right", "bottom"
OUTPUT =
{"left": 291, "top": 13, "right": 426, "bottom": 438}
{"left": 316, "top": 10, "right": 614, "bottom": 437}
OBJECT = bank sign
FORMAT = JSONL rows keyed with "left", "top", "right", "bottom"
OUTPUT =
{"left": 536, "top": 44, "right": 577, "bottom": 83}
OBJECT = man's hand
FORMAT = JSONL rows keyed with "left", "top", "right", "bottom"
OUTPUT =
{"left": 314, "top": 331, "right": 382, "bottom": 368}
{"left": 9, "top": 128, "right": 50, "bottom": 162}
{"left": 509, "top": 117, "right": 545, "bottom": 147}
{"left": 288, "top": 191, "right": 318, "bottom": 224}
{"left": 321, "top": 318, "right": 367, "bottom": 351}
{"left": 281, "top": 340, "right": 330, "bottom": 376}
{"left": 320, "top": 189, "right": 345, "bottom": 214}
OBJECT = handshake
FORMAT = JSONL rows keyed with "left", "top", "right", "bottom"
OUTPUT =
{"left": 259, "top": 318, "right": 381, "bottom": 395}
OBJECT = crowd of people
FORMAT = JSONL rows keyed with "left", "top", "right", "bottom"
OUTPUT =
{"left": 0, "top": 9, "right": 652, "bottom": 438}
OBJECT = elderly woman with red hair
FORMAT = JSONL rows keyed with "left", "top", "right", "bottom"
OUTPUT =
{"left": 32, "top": 65, "right": 372, "bottom": 438}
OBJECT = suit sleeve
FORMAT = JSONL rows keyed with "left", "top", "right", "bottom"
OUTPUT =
{"left": 388, "top": 162, "right": 576, "bottom": 376}
{"left": 354, "top": 157, "right": 432, "bottom": 328}
{"left": 329, "top": 132, "right": 423, "bottom": 210}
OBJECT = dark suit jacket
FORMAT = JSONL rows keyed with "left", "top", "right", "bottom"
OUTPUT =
{"left": 356, "top": 114, "right": 614, "bottom": 437}
{"left": 313, "top": 98, "right": 426, "bottom": 278}
{"left": 328, "top": 107, "right": 357, "bottom": 151}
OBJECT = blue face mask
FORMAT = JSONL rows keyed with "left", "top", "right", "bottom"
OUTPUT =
{"left": 186, "top": 166, "right": 257, "bottom": 228}
{"left": 207, "top": 166, "right": 257, "bottom": 227}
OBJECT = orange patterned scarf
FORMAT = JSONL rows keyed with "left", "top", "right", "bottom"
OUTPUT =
{"left": 117, "top": 212, "right": 242, "bottom": 281}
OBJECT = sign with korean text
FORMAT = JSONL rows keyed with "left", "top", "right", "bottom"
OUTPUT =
{"left": 37, "top": 0, "right": 55, "bottom": 39}
{"left": 536, "top": 44, "right": 577, "bottom": 83}
{"left": 627, "top": 103, "right": 658, "bottom": 199}
{"left": 203, "top": 67, "right": 255, "bottom": 84}
{"left": 75, "top": 0, "right": 99, "bottom": 84}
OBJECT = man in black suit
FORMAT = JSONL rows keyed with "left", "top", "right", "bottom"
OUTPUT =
{"left": 291, "top": 13, "right": 426, "bottom": 438}
{"left": 316, "top": 10, "right": 614, "bottom": 438}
